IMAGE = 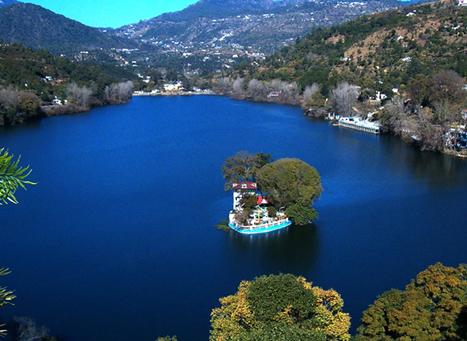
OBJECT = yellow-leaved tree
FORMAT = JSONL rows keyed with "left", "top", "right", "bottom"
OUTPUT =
{"left": 210, "top": 273, "right": 350, "bottom": 340}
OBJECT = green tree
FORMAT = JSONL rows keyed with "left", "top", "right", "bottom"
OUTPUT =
{"left": 0, "top": 148, "right": 36, "bottom": 205}
{"left": 256, "top": 158, "right": 322, "bottom": 225}
{"left": 210, "top": 274, "right": 350, "bottom": 341}
{"left": 1, "top": 150, "right": 34, "bottom": 337}
{"left": 0, "top": 268, "right": 15, "bottom": 337}
{"left": 357, "top": 263, "right": 467, "bottom": 341}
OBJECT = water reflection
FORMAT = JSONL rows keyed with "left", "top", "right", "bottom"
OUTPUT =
{"left": 381, "top": 135, "right": 467, "bottom": 187}
{"left": 225, "top": 224, "right": 320, "bottom": 275}
{"left": 406, "top": 151, "right": 467, "bottom": 187}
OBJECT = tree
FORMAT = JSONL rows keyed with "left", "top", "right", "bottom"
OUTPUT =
{"left": 232, "top": 78, "right": 245, "bottom": 97}
{"left": 247, "top": 79, "right": 267, "bottom": 99}
{"left": 406, "top": 74, "right": 430, "bottom": 107}
{"left": 104, "top": 81, "right": 134, "bottom": 104}
{"left": 0, "top": 268, "right": 15, "bottom": 337}
{"left": 66, "top": 82, "right": 93, "bottom": 108}
{"left": 330, "top": 82, "right": 360, "bottom": 117}
{"left": 12, "top": 317, "right": 52, "bottom": 341}
{"left": 221, "top": 151, "right": 272, "bottom": 191}
{"left": 210, "top": 274, "right": 350, "bottom": 341}
{"left": 303, "top": 83, "right": 320, "bottom": 104}
{"left": 1, "top": 151, "right": 34, "bottom": 337}
{"left": 428, "top": 70, "right": 467, "bottom": 107}
{"left": 0, "top": 148, "right": 36, "bottom": 205}
{"left": 357, "top": 263, "right": 467, "bottom": 341}
{"left": 256, "top": 158, "right": 322, "bottom": 225}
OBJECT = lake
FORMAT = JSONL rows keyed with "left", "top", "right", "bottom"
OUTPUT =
{"left": 1, "top": 95, "right": 467, "bottom": 340}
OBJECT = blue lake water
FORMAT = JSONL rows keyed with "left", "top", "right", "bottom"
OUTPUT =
{"left": 1, "top": 95, "right": 467, "bottom": 340}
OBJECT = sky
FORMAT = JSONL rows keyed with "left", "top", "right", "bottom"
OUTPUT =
{"left": 21, "top": 0, "right": 200, "bottom": 28}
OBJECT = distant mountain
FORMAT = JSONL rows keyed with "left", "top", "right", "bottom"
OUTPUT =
{"left": 156, "top": 0, "right": 310, "bottom": 21}
{"left": 0, "top": 3, "right": 137, "bottom": 55}
{"left": 114, "top": 0, "right": 403, "bottom": 53}
{"left": 0, "top": 0, "right": 18, "bottom": 8}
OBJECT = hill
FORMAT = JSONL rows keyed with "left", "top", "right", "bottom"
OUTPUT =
{"left": 0, "top": 3, "right": 137, "bottom": 56}
{"left": 248, "top": 0, "right": 467, "bottom": 93}
{"left": 214, "top": 0, "right": 467, "bottom": 154}
{"left": 0, "top": 43, "right": 137, "bottom": 125}
{"left": 114, "top": 0, "right": 402, "bottom": 54}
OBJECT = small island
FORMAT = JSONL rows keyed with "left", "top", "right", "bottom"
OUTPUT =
{"left": 222, "top": 152, "right": 322, "bottom": 234}
{"left": 228, "top": 181, "right": 292, "bottom": 234}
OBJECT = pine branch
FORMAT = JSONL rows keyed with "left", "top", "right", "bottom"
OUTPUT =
{"left": 0, "top": 148, "right": 36, "bottom": 205}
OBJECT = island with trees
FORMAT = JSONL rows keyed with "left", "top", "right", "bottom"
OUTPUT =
{"left": 222, "top": 151, "right": 322, "bottom": 233}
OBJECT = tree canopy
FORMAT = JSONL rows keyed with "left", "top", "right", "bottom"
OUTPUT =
{"left": 221, "top": 151, "right": 272, "bottom": 191}
{"left": 210, "top": 273, "right": 350, "bottom": 341}
{"left": 256, "top": 158, "right": 322, "bottom": 225}
{"left": 357, "top": 262, "right": 467, "bottom": 341}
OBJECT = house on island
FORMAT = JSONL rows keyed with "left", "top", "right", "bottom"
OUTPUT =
{"left": 232, "top": 181, "right": 257, "bottom": 211}
{"left": 228, "top": 181, "right": 291, "bottom": 234}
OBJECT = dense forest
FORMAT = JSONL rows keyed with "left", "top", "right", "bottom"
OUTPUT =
{"left": 0, "top": 43, "right": 137, "bottom": 125}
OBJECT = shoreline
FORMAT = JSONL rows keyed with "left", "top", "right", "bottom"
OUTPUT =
{"left": 133, "top": 92, "right": 467, "bottom": 159}
{"left": 133, "top": 90, "right": 215, "bottom": 97}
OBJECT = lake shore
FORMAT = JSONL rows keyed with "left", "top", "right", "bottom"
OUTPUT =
{"left": 133, "top": 90, "right": 215, "bottom": 96}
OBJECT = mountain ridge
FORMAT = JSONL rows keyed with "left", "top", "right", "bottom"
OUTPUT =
{"left": 113, "top": 0, "right": 404, "bottom": 53}
{"left": 0, "top": 3, "right": 137, "bottom": 55}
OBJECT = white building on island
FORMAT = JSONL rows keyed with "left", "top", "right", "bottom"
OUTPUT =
{"left": 231, "top": 181, "right": 257, "bottom": 211}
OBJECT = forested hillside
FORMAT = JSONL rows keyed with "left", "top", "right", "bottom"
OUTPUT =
{"left": 219, "top": 0, "right": 467, "bottom": 154}
{"left": 253, "top": 0, "right": 467, "bottom": 91}
{"left": 0, "top": 43, "right": 137, "bottom": 125}
{"left": 0, "top": 3, "right": 137, "bottom": 55}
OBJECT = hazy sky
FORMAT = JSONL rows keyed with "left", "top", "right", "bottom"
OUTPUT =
{"left": 21, "top": 0, "right": 200, "bottom": 28}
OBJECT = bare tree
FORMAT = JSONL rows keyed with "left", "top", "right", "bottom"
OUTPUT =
{"left": 0, "top": 86, "right": 21, "bottom": 109}
{"left": 232, "top": 78, "right": 244, "bottom": 97}
{"left": 13, "top": 317, "right": 49, "bottom": 341}
{"left": 117, "top": 81, "right": 134, "bottom": 102}
{"left": 411, "top": 111, "right": 444, "bottom": 151}
{"left": 303, "top": 83, "right": 320, "bottom": 104}
{"left": 104, "top": 84, "right": 118, "bottom": 103}
{"left": 214, "top": 78, "right": 233, "bottom": 95}
{"left": 66, "top": 83, "right": 93, "bottom": 108}
{"left": 247, "top": 79, "right": 267, "bottom": 99}
{"left": 331, "top": 82, "right": 360, "bottom": 116}
{"left": 386, "top": 96, "right": 411, "bottom": 136}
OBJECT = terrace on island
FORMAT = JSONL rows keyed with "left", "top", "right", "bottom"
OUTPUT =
{"left": 228, "top": 181, "right": 291, "bottom": 234}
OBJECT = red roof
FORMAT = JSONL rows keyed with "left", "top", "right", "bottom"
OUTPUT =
{"left": 232, "top": 182, "right": 257, "bottom": 190}
{"left": 257, "top": 195, "right": 269, "bottom": 205}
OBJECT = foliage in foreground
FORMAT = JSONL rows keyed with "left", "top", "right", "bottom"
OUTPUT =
{"left": 0, "top": 268, "right": 15, "bottom": 337}
{"left": 0, "top": 148, "right": 36, "bottom": 205}
{"left": 155, "top": 336, "right": 177, "bottom": 341}
{"left": 210, "top": 273, "right": 350, "bottom": 341}
{"left": 357, "top": 262, "right": 467, "bottom": 340}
